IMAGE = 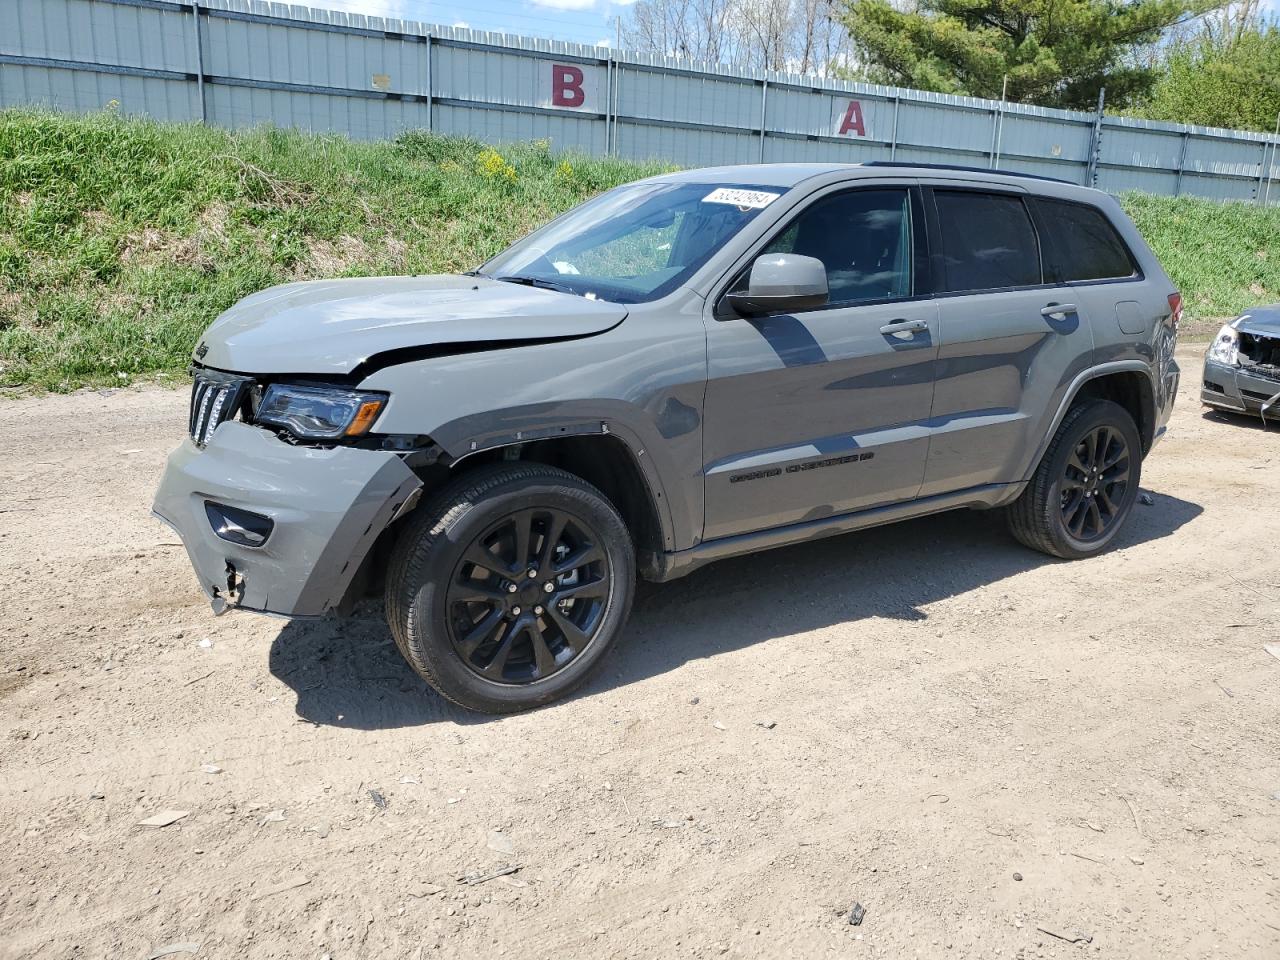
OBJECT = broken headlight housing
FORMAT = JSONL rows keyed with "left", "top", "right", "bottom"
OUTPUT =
{"left": 255, "top": 384, "right": 387, "bottom": 440}
{"left": 1207, "top": 324, "right": 1239, "bottom": 366}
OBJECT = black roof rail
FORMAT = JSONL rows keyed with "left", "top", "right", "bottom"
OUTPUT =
{"left": 858, "top": 161, "right": 1073, "bottom": 185}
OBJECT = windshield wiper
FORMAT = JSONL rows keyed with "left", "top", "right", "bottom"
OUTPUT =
{"left": 493, "top": 274, "right": 578, "bottom": 295}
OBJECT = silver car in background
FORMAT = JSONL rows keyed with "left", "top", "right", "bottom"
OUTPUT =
{"left": 1202, "top": 307, "right": 1280, "bottom": 425}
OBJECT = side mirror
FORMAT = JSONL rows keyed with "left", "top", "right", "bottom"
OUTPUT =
{"left": 725, "top": 254, "right": 828, "bottom": 316}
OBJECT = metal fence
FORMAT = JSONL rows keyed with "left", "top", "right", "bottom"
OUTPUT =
{"left": 3, "top": 0, "right": 1279, "bottom": 204}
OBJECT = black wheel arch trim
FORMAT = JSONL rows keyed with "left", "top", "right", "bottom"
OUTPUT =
{"left": 1022, "top": 360, "right": 1156, "bottom": 484}
{"left": 426, "top": 403, "right": 682, "bottom": 558}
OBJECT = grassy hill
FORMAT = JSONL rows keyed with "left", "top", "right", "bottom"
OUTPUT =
{"left": 1, "top": 109, "right": 1277, "bottom": 390}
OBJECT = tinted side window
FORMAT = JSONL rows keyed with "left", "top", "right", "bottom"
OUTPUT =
{"left": 1032, "top": 198, "right": 1137, "bottom": 282}
{"left": 760, "top": 189, "right": 913, "bottom": 305}
{"left": 934, "top": 191, "right": 1041, "bottom": 292}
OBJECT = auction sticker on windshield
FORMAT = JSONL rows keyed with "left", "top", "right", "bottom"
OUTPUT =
{"left": 702, "top": 188, "right": 780, "bottom": 208}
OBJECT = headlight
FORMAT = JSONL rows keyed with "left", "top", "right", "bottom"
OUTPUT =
{"left": 1207, "top": 324, "right": 1239, "bottom": 366}
{"left": 255, "top": 384, "right": 387, "bottom": 440}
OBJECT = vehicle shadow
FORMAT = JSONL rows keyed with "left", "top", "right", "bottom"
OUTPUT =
{"left": 1202, "top": 408, "right": 1275, "bottom": 431}
{"left": 269, "top": 491, "right": 1203, "bottom": 729}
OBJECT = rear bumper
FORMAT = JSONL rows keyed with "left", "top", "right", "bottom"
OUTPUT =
{"left": 1201, "top": 358, "right": 1280, "bottom": 419}
{"left": 152, "top": 421, "right": 421, "bottom": 617}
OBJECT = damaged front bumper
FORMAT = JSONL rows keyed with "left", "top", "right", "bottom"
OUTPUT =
{"left": 1201, "top": 358, "right": 1280, "bottom": 424}
{"left": 152, "top": 421, "right": 422, "bottom": 618}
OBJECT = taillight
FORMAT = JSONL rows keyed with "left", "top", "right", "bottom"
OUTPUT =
{"left": 1167, "top": 292, "right": 1182, "bottom": 330}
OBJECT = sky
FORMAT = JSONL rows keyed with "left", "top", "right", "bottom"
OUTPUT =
{"left": 315, "top": 0, "right": 635, "bottom": 49}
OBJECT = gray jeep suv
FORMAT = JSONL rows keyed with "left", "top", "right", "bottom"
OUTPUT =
{"left": 154, "top": 162, "right": 1180, "bottom": 713}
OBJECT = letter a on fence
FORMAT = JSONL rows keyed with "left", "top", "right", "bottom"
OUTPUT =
{"left": 834, "top": 99, "right": 868, "bottom": 138}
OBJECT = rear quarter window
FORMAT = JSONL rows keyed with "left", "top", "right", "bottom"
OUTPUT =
{"left": 934, "top": 191, "right": 1042, "bottom": 292}
{"left": 1031, "top": 198, "right": 1138, "bottom": 283}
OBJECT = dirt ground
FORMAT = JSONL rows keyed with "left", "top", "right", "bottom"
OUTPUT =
{"left": 1, "top": 343, "right": 1278, "bottom": 960}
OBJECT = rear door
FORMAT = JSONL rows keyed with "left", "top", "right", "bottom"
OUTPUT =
{"left": 701, "top": 182, "right": 939, "bottom": 541}
{"left": 1027, "top": 195, "right": 1151, "bottom": 352}
{"left": 919, "top": 185, "right": 1093, "bottom": 496}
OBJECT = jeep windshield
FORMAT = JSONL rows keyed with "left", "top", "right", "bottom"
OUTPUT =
{"left": 479, "top": 182, "right": 787, "bottom": 304}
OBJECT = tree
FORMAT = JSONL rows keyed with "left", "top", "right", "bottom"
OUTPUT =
{"left": 736, "top": 0, "right": 852, "bottom": 73}
{"left": 1196, "top": 0, "right": 1271, "bottom": 48}
{"left": 1139, "top": 5, "right": 1280, "bottom": 131}
{"left": 616, "top": 0, "right": 852, "bottom": 77}
{"left": 617, "top": 0, "right": 738, "bottom": 65}
{"left": 835, "top": 0, "right": 1214, "bottom": 110}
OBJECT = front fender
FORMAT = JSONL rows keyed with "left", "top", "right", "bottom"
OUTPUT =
{"left": 426, "top": 401, "right": 684, "bottom": 553}
{"left": 357, "top": 303, "right": 711, "bottom": 552}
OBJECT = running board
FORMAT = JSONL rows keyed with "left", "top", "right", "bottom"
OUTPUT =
{"left": 644, "top": 482, "right": 1024, "bottom": 582}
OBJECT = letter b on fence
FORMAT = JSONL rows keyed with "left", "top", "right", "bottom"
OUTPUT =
{"left": 552, "top": 65, "right": 586, "bottom": 108}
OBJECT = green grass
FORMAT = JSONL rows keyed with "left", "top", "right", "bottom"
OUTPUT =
{"left": 1121, "top": 192, "right": 1280, "bottom": 336}
{"left": 0, "top": 109, "right": 668, "bottom": 390}
{"left": 1, "top": 108, "right": 1277, "bottom": 390}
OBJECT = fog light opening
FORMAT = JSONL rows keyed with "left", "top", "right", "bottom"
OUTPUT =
{"left": 205, "top": 501, "right": 274, "bottom": 548}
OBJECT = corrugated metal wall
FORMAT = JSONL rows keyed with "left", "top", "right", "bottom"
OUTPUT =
{"left": 3, "top": 0, "right": 1279, "bottom": 204}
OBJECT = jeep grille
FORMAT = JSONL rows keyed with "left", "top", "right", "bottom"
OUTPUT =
{"left": 189, "top": 371, "right": 251, "bottom": 447}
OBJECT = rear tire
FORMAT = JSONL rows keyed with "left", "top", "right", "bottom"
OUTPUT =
{"left": 1006, "top": 399, "right": 1142, "bottom": 560}
{"left": 385, "top": 463, "right": 635, "bottom": 714}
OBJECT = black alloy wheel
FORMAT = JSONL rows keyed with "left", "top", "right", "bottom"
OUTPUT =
{"left": 1006, "top": 398, "right": 1143, "bottom": 560}
{"left": 1058, "top": 424, "right": 1132, "bottom": 542}
{"left": 385, "top": 462, "right": 635, "bottom": 714}
{"left": 445, "top": 508, "right": 612, "bottom": 684}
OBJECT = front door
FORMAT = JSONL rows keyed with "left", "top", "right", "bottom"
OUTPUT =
{"left": 702, "top": 184, "right": 939, "bottom": 542}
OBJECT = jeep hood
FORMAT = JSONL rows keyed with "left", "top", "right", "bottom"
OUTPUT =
{"left": 196, "top": 275, "right": 628, "bottom": 375}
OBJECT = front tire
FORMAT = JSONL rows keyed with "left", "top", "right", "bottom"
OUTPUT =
{"left": 1006, "top": 399, "right": 1142, "bottom": 559}
{"left": 385, "top": 463, "right": 635, "bottom": 714}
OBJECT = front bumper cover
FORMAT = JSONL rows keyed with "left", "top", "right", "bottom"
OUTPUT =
{"left": 153, "top": 421, "right": 421, "bottom": 617}
{"left": 1201, "top": 358, "right": 1280, "bottom": 421}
